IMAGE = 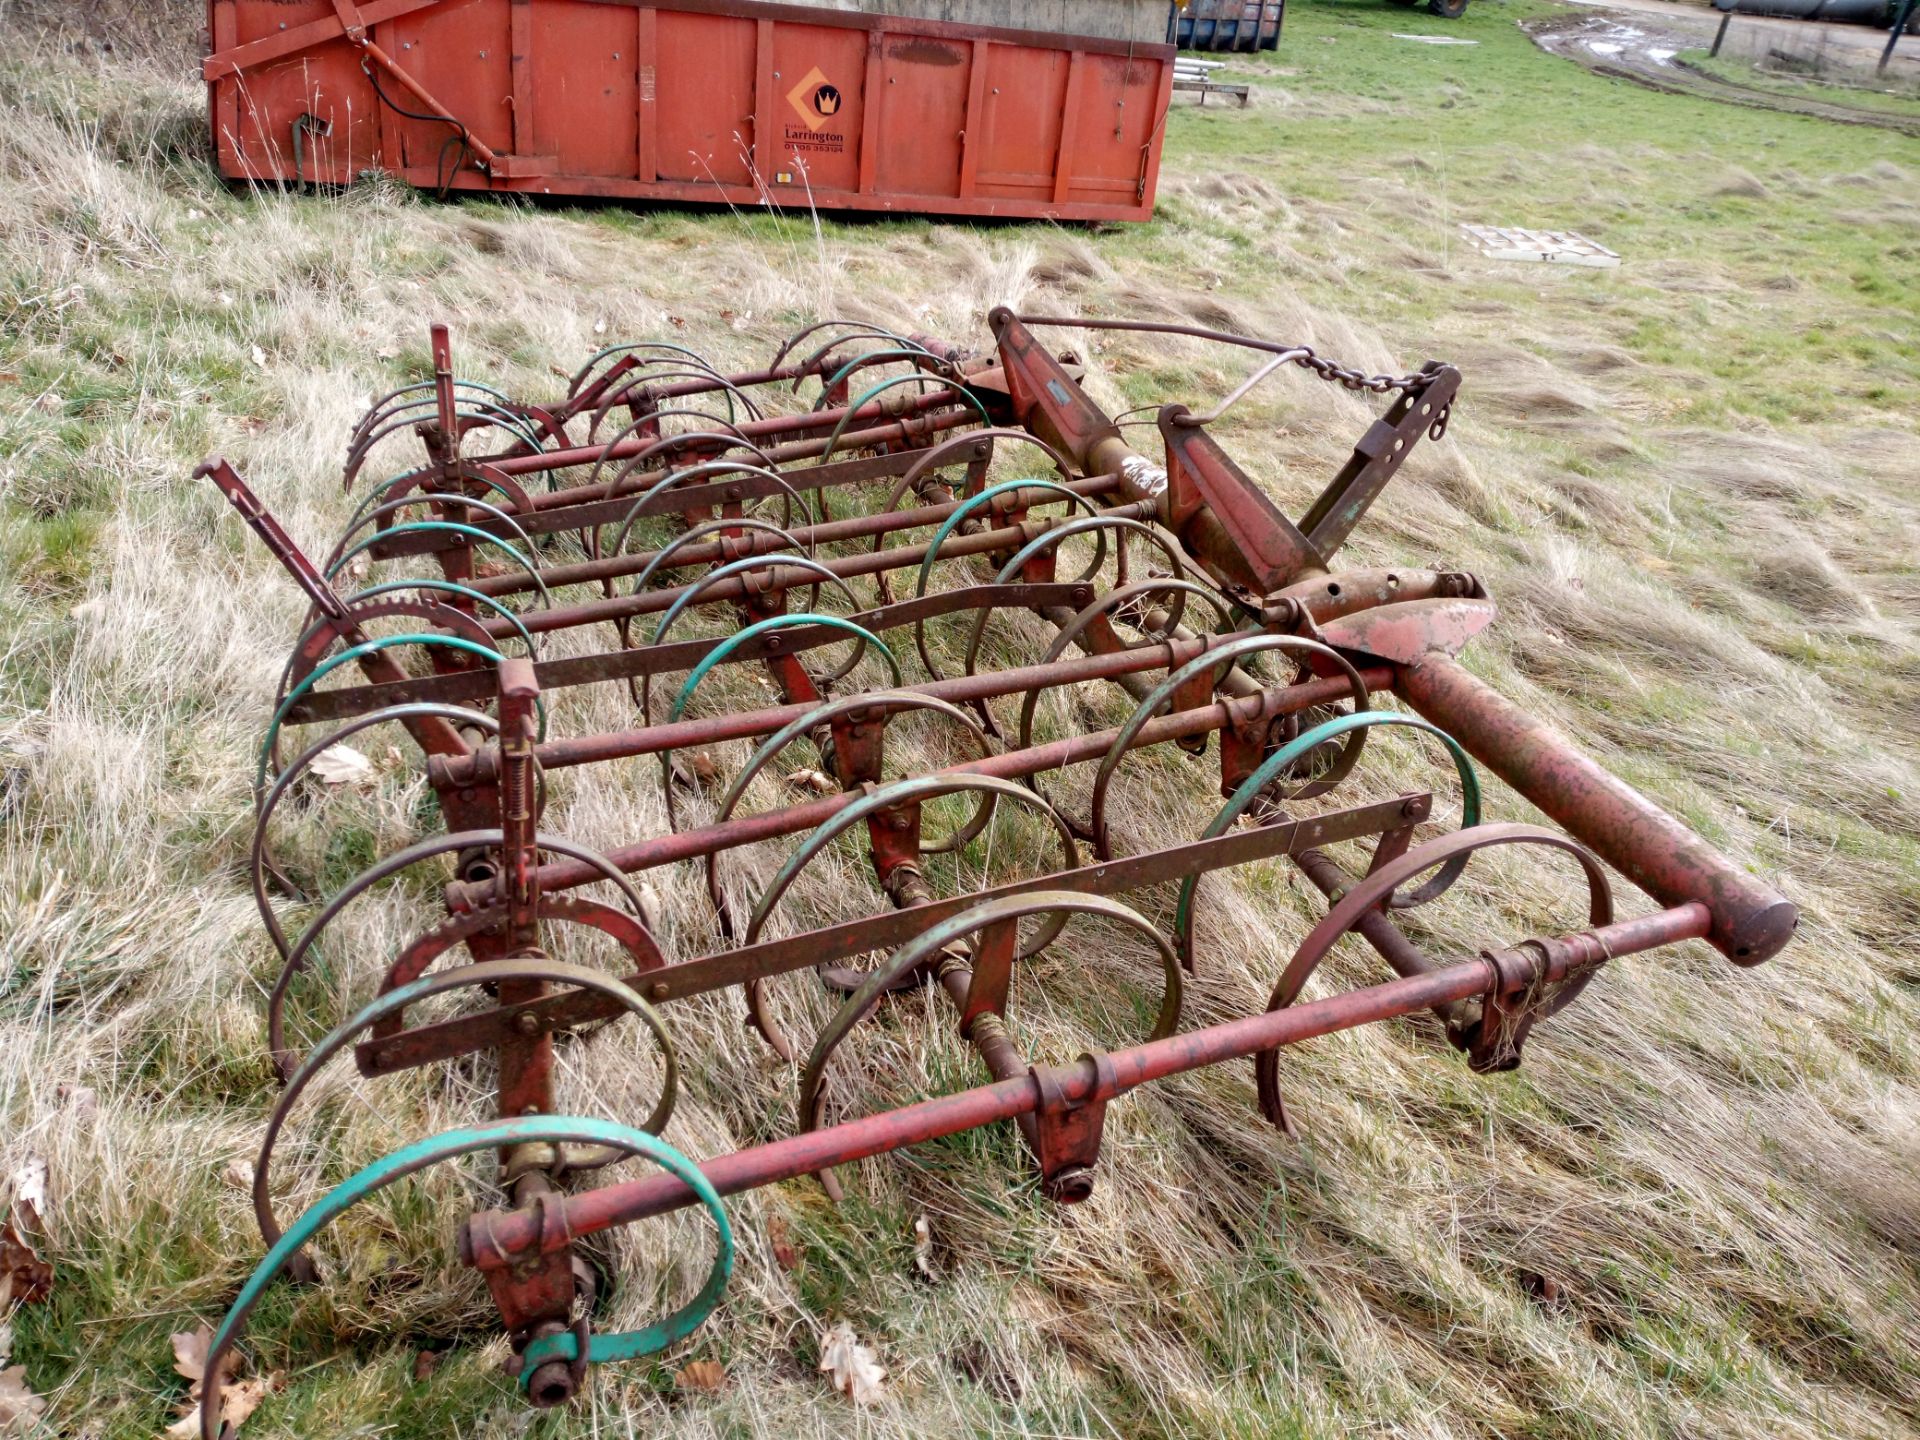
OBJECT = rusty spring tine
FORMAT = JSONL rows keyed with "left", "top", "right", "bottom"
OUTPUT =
{"left": 345, "top": 403, "right": 549, "bottom": 486}
{"left": 797, "top": 891, "right": 1184, "bottom": 1133}
{"left": 709, "top": 690, "right": 993, "bottom": 894}
{"left": 913, "top": 480, "right": 1105, "bottom": 606}
{"left": 650, "top": 556, "right": 854, "bottom": 650}
{"left": 601, "top": 430, "right": 781, "bottom": 501}
{"left": 1254, "top": 824, "right": 1612, "bottom": 1130}
{"left": 347, "top": 378, "right": 527, "bottom": 450}
{"left": 727, "top": 692, "right": 994, "bottom": 853}
{"left": 593, "top": 367, "right": 763, "bottom": 438}
{"left": 742, "top": 774, "right": 1078, "bottom": 953}
{"left": 323, "top": 491, "right": 543, "bottom": 580}
{"left": 566, "top": 339, "right": 724, "bottom": 400}
{"left": 668, "top": 615, "right": 900, "bottom": 725}
{"left": 768, "top": 319, "right": 918, "bottom": 373}
{"left": 605, "top": 462, "right": 819, "bottom": 561}
{"left": 258, "top": 632, "right": 520, "bottom": 794}
{"left": 265, "top": 828, "right": 647, "bottom": 1075}
{"left": 790, "top": 329, "right": 942, "bottom": 384}
{"left": 252, "top": 702, "right": 509, "bottom": 956}
{"left": 254, "top": 957, "right": 677, "bottom": 1250}
{"left": 897, "top": 428, "right": 1076, "bottom": 499}
{"left": 817, "top": 375, "right": 992, "bottom": 465}
{"left": 629, "top": 518, "right": 811, "bottom": 595}
{"left": 340, "top": 463, "right": 535, "bottom": 544}
{"left": 326, "top": 522, "right": 553, "bottom": 612}
{"left": 640, "top": 557, "right": 856, "bottom": 784}
{"left": 585, "top": 408, "right": 758, "bottom": 491}
{"left": 871, "top": 432, "right": 1076, "bottom": 601}
{"left": 811, "top": 347, "right": 955, "bottom": 404}
{"left": 956, "top": 515, "right": 1188, "bottom": 683}
{"left": 1091, "top": 635, "right": 1373, "bottom": 868}
{"left": 271, "top": 596, "right": 500, "bottom": 768}
{"left": 1175, "top": 712, "right": 1479, "bottom": 976}
{"left": 1015, "top": 580, "right": 1238, "bottom": 755}
{"left": 338, "top": 580, "right": 542, "bottom": 657}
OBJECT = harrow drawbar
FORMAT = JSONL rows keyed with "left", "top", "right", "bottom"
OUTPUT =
{"left": 196, "top": 309, "right": 1796, "bottom": 1429}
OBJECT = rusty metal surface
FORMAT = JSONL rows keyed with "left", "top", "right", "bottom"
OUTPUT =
{"left": 199, "top": 308, "right": 1795, "bottom": 1416}
{"left": 204, "top": 0, "right": 1174, "bottom": 222}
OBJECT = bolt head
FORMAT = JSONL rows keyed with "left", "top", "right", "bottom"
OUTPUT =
{"left": 514, "top": 1011, "right": 542, "bottom": 1036}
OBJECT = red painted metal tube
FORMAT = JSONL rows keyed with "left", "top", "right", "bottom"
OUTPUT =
{"left": 494, "top": 388, "right": 982, "bottom": 483}
{"left": 510, "top": 670, "right": 1388, "bottom": 890}
{"left": 461, "top": 475, "right": 1121, "bottom": 600}
{"left": 478, "top": 502, "right": 1151, "bottom": 640}
{"left": 461, "top": 903, "right": 1702, "bottom": 1269}
{"left": 1396, "top": 654, "right": 1796, "bottom": 964}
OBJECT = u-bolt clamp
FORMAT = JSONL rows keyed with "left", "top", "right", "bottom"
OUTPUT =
{"left": 1028, "top": 1052, "right": 1120, "bottom": 1205}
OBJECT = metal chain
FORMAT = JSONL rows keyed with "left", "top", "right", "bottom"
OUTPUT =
{"left": 1290, "top": 351, "right": 1432, "bottom": 395}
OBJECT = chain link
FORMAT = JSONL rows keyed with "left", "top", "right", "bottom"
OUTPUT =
{"left": 1291, "top": 351, "right": 1432, "bottom": 395}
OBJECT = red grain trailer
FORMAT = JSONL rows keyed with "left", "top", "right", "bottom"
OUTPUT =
{"left": 202, "top": 0, "right": 1176, "bottom": 222}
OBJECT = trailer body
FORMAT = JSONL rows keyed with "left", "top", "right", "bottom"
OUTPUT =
{"left": 203, "top": 0, "right": 1174, "bottom": 222}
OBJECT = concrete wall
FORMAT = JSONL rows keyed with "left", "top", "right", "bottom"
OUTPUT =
{"left": 798, "top": 0, "right": 1173, "bottom": 44}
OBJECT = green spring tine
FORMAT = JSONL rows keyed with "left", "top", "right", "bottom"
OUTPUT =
{"left": 256, "top": 958, "right": 678, "bottom": 1248}
{"left": 1172, "top": 712, "right": 1482, "bottom": 959}
{"left": 797, "top": 890, "right": 1183, "bottom": 1133}
{"left": 342, "top": 579, "right": 541, "bottom": 657}
{"left": 817, "top": 374, "right": 992, "bottom": 464}
{"left": 742, "top": 772, "right": 1076, "bottom": 948}
{"left": 569, "top": 339, "right": 720, "bottom": 398}
{"left": 341, "top": 465, "right": 531, "bottom": 540}
{"left": 814, "top": 347, "right": 947, "bottom": 404}
{"left": 648, "top": 554, "right": 853, "bottom": 647}
{"left": 913, "top": 479, "right": 1096, "bottom": 602}
{"left": 629, "top": 518, "right": 807, "bottom": 597}
{"left": 325, "top": 521, "right": 552, "bottom": 610}
{"left": 333, "top": 492, "right": 540, "bottom": 578}
{"left": 668, "top": 615, "right": 899, "bottom": 724}
{"left": 257, "top": 633, "right": 547, "bottom": 792}
{"left": 196, "top": 1117, "right": 731, "bottom": 1439}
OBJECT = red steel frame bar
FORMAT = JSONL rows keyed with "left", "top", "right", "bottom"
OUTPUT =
{"left": 461, "top": 902, "right": 1713, "bottom": 1268}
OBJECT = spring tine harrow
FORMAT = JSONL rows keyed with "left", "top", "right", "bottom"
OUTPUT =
{"left": 201, "top": 309, "right": 1796, "bottom": 1415}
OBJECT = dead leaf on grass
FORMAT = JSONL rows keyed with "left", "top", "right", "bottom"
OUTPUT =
{"left": 911, "top": 1215, "right": 936, "bottom": 1281}
{"left": 309, "top": 744, "right": 376, "bottom": 789}
{"left": 0, "top": 1365, "right": 46, "bottom": 1431}
{"left": 818, "top": 1321, "right": 885, "bottom": 1405}
{"left": 674, "top": 1359, "right": 726, "bottom": 1393}
{"left": 767, "top": 1215, "right": 799, "bottom": 1271}
{"left": 2, "top": 1160, "right": 51, "bottom": 1308}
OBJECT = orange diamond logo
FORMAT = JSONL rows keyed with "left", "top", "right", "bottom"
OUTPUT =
{"left": 786, "top": 66, "right": 843, "bottom": 133}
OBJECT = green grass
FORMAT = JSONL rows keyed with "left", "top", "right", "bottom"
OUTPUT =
{"left": 0, "top": 2, "right": 1916, "bottom": 1438}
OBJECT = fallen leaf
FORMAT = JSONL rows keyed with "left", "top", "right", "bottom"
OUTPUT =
{"left": 593, "top": 318, "right": 608, "bottom": 336}
{"left": 818, "top": 1321, "right": 885, "bottom": 1406}
{"left": 309, "top": 744, "right": 375, "bottom": 789}
{"left": 55, "top": 1084, "right": 96, "bottom": 1118}
{"left": 668, "top": 315, "right": 687, "bottom": 329}
{"left": 249, "top": 345, "right": 267, "bottom": 369}
{"left": 785, "top": 768, "right": 836, "bottom": 796}
{"left": 0, "top": 1365, "right": 45, "bottom": 1430}
{"left": 172, "top": 1326, "right": 211, "bottom": 1388}
{"left": 1, "top": 1161, "right": 51, "bottom": 1308}
{"left": 0, "top": 372, "right": 18, "bottom": 385}
{"left": 412, "top": 1349, "right": 441, "bottom": 1382}
{"left": 685, "top": 752, "right": 721, "bottom": 791}
{"left": 222, "top": 1159, "right": 254, "bottom": 1192}
{"left": 33, "top": 392, "right": 63, "bottom": 415}
{"left": 674, "top": 1358, "right": 726, "bottom": 1393}
{"left": 767, "top": 1215, "right": 799, "bottom": 1272}
{"left": 911, "top": 1215, "right": 935, "bottom": 1281}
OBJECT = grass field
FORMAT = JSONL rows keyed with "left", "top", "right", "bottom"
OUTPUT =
{"left": 1, "top": 1, "right": 1917, "bottom": 1437}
